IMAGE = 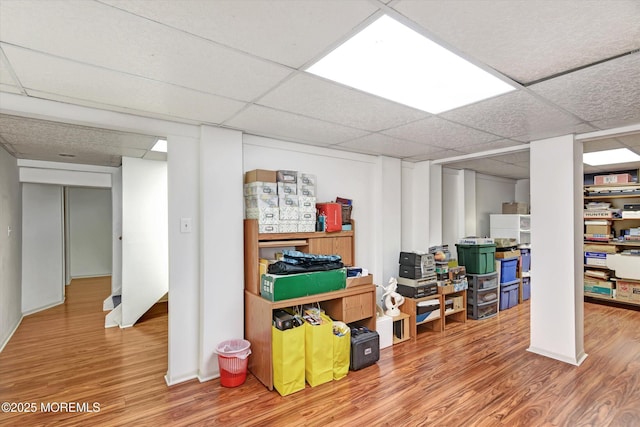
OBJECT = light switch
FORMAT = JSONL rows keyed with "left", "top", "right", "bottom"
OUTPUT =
{"left": 180, "top": 218, "right": 192, "bottom": 233}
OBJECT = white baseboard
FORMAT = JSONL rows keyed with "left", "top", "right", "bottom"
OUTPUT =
{"left": 527, "top": 346, "right": 588, "bottom": 366}
{"left": 0, "top": 315, "right": 24, "bottom": 353}
{"left": 197, "top": 371, "right": 220, "bottom": 383}
{"left": 165, "top": 371, "right": 199, "bottom": 386}
{"left": 22, "top": 299, "right": 65, "bottom": 316}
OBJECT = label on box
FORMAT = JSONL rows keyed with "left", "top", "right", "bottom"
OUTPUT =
{"left": 258, "top": 224, "right": 279, "bottom": 233}
{"left": 277, "top": 170, "right": 297, "bottom": 183}
{"left": 244, "top": 182, "right": 277, "bottom": 196}
{"left": 298, "top": 196, "right": 317, "bottom": 212}
{"left": 594, "top": 174, "right": 632, "bottom": 185}
{"left": 297, "top": 173, "right": 316, "bottom": 186}
{"left": 585, "top": 252, "right": 607, "bottom": 266}
{"left": 245, "top": 207, "right": 279, "bottom": 224}
{"left": 277, "top": 182, "right": 297, "bottom": 195}
{"left": 458, "top": 237, "right": 494, "bottom": 245}
{"left": 245, "top": 194, "right": 279, "bottom": 209}
{"left": 278, "top": 194, "right": 299, "bottom": 208}
{"left": 299, "top": 211, "right": 315, "bottom": 222}
{"left": 298, "top": 184, "right": 316, "bottom": 197}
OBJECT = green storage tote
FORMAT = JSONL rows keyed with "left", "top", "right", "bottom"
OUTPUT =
{"left": 455, "top": 244, "right": 496, "bottom": 274}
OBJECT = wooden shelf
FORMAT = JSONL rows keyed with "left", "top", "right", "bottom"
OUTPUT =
{"left": 585, "top": 294, "right": 640, "bottom": 309}
{"left": 585, "top": 194, "right": 640, "bottom": 200}
{"left": 399, "top": 294, "right": 442, "bottom": 340}
{"left": 392, "top": 313, "right": 410, "bottom": 344}
{"left": 243, "top": 218, "right": 370, "bottom": 391}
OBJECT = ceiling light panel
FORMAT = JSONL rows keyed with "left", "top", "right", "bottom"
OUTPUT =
{"left": 583, "top": 148, "right": 640, "bottom": 166}
{"left": 307, "top": 15, "right": 515, "bottom": 114}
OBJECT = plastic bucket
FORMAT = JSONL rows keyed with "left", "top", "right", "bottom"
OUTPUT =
{"left": 216, "top": 339, "right": 251, "bottom": 387}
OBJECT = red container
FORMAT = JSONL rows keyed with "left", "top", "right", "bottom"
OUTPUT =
{"left": 216, "top": 339, "right": 251, "bottom": 388}
{"left": 316, "top": 202, "right": 342, "bottom": 232}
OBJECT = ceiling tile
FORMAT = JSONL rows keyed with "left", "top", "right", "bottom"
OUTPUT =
{"left": 257, "top": 73, "right": 429, "bottom": 131}
{"left": 489, "top": 151, "right": 530, "bottom": 164}
{"left": 382, "top": 116, "right": 499, "bottom": 148}
{"left": 2, "top": 45, "right": 247, "bottom": 124}
{"left": 582, "top": 138, "right": 624, "bottom": 153}
{"left": 394, "top": 0, "right": 640, "bottom": 84}
{"left": 225, "top": 105, "right": 369, "bottom": 146}
{"left": 100, "top": 0, "right": 378, "bottom": 68}
{"left": 530, "top": 52, "right": 640, "bottom": 123}
{"left": 441, "top": 90, "right": 581, "bottom": 139}
{"left": 0, "top": 83, "right": 22, "bottom": 95}
{"left": 0, "top": 114, "right": 159, "bottom": 150}
{"left": 0, "top": 1, "right": 293, "bottom": 102}
{"left": 336, "top": 133, "right": 437, "bottom": 158}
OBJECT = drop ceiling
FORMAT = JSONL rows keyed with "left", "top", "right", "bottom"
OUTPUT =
{"left": 0, "top": 0, "right": 639, "bottom": 178}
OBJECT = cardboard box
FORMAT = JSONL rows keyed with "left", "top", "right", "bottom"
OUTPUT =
{"left": 586, "top": 224, "right": 610, "bottom": 235}
{"left": 346, "top": 274, "right": 373, "bottom": 288}
{"left": 502, "top": 202, "right": 529, "bottom": 214}
{"left": 452, "top": 296, "right": 464, "bottom": 310}
{"left": 495, "top": 249, "right": 521, "bottom": 259}
{"left": 594, "top": 173, "right": 632, "bottom": 185}
{"left": 245, "top": 169, "right": 276, "bottom": 183}
{"left": 585, "top": 252, "right": 607, "bottom": 266}
{"left": 260, "top": 268, "right": 347, "bottom": 301}
{"left": 276, "top": 170, "right": 297, "bottom": 183}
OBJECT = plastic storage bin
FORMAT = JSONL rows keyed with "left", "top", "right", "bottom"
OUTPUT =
{"left": 500, "top": 281, "right": 519, "bottom": 310}
{"left": 456, "top": 244, "right": 496, "bottom": 274}
{"left": 499, "top": 257, "right": 518, "bottom": 283}
{"left": 467, "top": 286, "right": 499, "bottom": 304}
{"left": 522, "top": 276, "right": 530, "bottom": 301}
{"left": 216, "top": 339, "right": 251, "bottom": 387}
{"left": 520, "top": 248, "right": 531, "bottom": 272}
{"left": 467, "top": 272, "right": 498, "bottom": 290}
{"left": 468, "top": 300, "right": 498, "bottom": 320}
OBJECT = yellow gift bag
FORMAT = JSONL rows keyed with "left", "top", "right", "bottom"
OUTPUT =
{"left": 304, "top": 313, "right": 334, "bottom": 387}
{"left": 332, "top": 321, "right": 350, "bottom": 380}
{"left": 272, "top": 325, "right": 305, "bottom": 396}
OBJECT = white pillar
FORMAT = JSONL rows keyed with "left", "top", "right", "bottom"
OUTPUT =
{"left": 166, "top": 135, "right": 200, "bottom": 385}
{"left": 429, "top": 163, "right": 443, "bottom": 247}
{"left": 374, "top": 156, "right": 402, "bottom": 285}
{"left": 198, "top": 126, "right": 244, "bottom": 381}
{"left": 528, "top": 134, "right": 586, "bottom": 365}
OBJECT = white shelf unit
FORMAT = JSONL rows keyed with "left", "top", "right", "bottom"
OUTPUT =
{"left": 490, "top": 214, "right": 531, "bottom": 244}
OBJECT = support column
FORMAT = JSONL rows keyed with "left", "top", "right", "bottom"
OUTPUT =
{"left": 528, "top": 134, "right": 586, "bottom": 365}
{"left": 429, "top": 163, "right": 443, "bottom": 247}
{"left": 198, "top": 126, "right": 244, "bottom": 381}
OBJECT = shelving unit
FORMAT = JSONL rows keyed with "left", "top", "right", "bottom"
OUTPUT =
{"left": 443, "top": 290, "right": 467, "bottom": 327}
{"left": 243, "top": 219, "right": 376, "bottom": 391}
{"left": 392, "top": 313, "right": 411, "bottom": 344}
{"left": 583, "top": 180, "right": 640, "bottom": 308}
{"left": 399, "top": 294, "right": 443, "bottom": 340}
{"left": 490, "top": 214, "right": 531, "bottom": 244}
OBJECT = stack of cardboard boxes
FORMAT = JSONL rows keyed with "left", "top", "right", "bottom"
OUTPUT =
{"left": 244, "top": 169, "right": 317, "bottom": 233}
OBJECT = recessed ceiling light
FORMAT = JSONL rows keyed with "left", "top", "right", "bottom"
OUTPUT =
{"left": 306, "top": 15, "right": 515, "bottom": 114}
{"left": 583, "top": 148, "right": 640, "bottom": 166}
{"left": 151, "top": 138, "right": 167, "bottom": 153}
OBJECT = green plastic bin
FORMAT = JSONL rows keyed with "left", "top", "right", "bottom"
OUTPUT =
{"left": 456, "top": 244, "right": 496, "bottom": 274}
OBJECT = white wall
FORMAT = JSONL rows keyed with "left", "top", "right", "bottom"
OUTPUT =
{"left": 21, "top": 183, "right": 64, "bottom": 314}
{"left": 0, "top": 146, "right": 22, "bottom": 351}
{"left": 166, "top": 135, "right": 200, "bottom": 384}
{"left": 516, "top": 179, "right": 530, "bottom": 206}
{"left": 121, "top": 157, "right": 168, "bottom": 327}
{"left": 442, "top": 168, "right": 464, "bottom": 251}
{"left": 475, "top": 173, "right": 517, "bottom": 237}
{"left": 68, "top": 187, "right": 112, "bottom": 278}
{"left": 111, "top": 168, "right": 122, "bottom": 294}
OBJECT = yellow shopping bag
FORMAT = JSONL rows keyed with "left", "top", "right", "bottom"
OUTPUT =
{"left": 272, "top": 325, "right": 305, "bottom": 396}
{"left": 304, "top": 313, "right": 334, "bottom": 387}
{"left": 332, "top": 321, "right": 350, "bottom": 380}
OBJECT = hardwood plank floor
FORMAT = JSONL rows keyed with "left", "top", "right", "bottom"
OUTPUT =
{"left": 1, "top": 277, "right": 639, "bottom": 426}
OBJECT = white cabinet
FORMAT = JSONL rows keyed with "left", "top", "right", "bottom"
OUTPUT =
{"left": 490, "top": 214, "right": 531, "bottom": 244}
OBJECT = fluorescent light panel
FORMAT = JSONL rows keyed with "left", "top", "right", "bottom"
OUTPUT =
{"left": 583, "top": 148, "right": 640, "bottom": 166}
{"left": 307, "top": 15, "right": 515, "bottom": 114}
{"left": 151, "top": 138, "right": 167, "bottom": 152}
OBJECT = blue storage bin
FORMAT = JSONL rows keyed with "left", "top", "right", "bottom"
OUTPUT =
{"left": 520, "top": 248, "right": 531, "bottom": 272}
{"left": 500, "top": 281, "right": 519, "bottom": 310}
{"left": 499, "top": 258, "right": 518, "bottom": 283}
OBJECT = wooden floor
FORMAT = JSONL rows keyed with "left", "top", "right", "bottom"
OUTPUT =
{"left": 1, "top": 277, "right": 639, "bottom": 426}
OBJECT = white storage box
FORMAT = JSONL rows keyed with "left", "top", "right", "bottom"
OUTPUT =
{"left": 376, "top": 314, "right": 393, "bottom": 349}
{"left": 244, "top": 182, "right": 277, "bottom": 196}
{"left": 277, "top": 182, "right": 297, "bottom": 195}
{"left": 245, "top": 207, "right": 279, "bottom": 224}
{"left": 245, "top": 194, "right": 278, "bottom": 209}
